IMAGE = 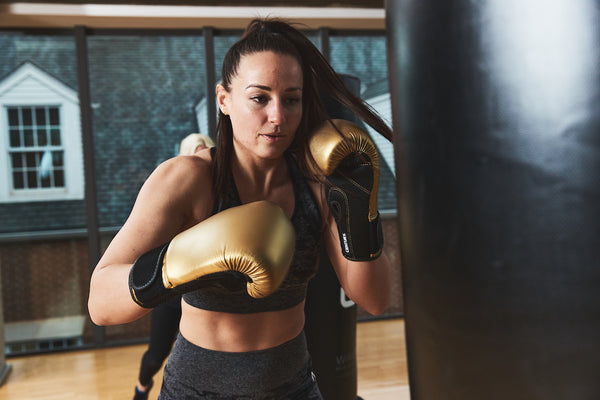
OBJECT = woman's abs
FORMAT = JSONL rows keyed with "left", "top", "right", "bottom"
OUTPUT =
{"left": 178, "top": 299, "right": 305, "bottom": 352}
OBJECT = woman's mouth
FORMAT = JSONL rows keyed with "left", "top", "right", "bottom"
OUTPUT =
{"left": 260, "top": 133, "right": 284, "bottom": 142}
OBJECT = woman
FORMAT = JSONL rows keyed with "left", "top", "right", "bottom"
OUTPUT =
{"left": 89, "top": 18, "right": 392, "bottom": 399}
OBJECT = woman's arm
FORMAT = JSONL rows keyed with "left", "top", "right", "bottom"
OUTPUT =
{"left": 88, "top": 154, "right": 213, "bottom": 325}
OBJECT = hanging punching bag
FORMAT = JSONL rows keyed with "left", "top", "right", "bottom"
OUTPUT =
{"left": 304, "top": 74, "right": 362, "bottom": 400}
{"left": 386, "top": 1, "right": 600, "bottom": 399}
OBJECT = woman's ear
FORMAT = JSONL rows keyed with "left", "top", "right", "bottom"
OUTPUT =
{"left": 216, "top": 83, "right": 230, "bottom": 116}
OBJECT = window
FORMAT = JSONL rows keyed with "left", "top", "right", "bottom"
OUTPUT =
{"left": 0, "top": 62, "right": 83, "bottom": 202}
{"left": 330, "top": 34, "right": 395, "bottom": 177}
{"left": 8, "top": 106, "right": 65, "bottom": 190}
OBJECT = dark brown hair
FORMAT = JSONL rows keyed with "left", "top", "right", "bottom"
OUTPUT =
{"left": 213, "top": 18, "right": 392, "bottom": 198}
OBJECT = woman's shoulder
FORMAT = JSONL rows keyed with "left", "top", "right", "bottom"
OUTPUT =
{"left": 138, "top": 149, "right": 214, "bottom": 218}
{"left": 152, "top": 148, "right": 213, "bottom": 184}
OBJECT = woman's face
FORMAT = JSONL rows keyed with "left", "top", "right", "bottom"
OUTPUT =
{"left": 217, "top": 51, "right": 303, "bottom": 161}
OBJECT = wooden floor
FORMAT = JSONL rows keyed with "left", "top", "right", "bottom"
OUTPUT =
{"left": 0, "top": 318, "right": 409, "bottom": 400}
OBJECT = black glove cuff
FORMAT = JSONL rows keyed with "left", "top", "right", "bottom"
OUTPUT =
{"left": 368, "top": 213, "right": 384, "bottom": 260}
{"left": 129, "top": 243, "right": 178, "bottom": 308}
{"left": 328, "top": 181, "right": 383, "bottom": 261}
{"left": 342, "top": 212, "right": 383, "bottom": 261}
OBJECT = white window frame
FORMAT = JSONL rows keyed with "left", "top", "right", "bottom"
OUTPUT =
{"left": 0, "top": 62, "right": 84, "bottom": 203}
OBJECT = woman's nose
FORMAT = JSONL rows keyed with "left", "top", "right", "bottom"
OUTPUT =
{"left": 268, "top": 100, "right": 284, "bottom": 124}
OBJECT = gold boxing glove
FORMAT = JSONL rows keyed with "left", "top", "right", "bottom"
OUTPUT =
{"left": 309, "top": 119, "right": 383, "bottom": 261}
{"left": 129, "top": 201, "right": 295, "bottom": 308}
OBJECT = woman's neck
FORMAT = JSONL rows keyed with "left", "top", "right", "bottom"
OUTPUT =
{"left": 231, "top": 152, "right": 289, "bottom": 202}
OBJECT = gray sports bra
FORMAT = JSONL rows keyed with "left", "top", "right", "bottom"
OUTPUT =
{"left": 182, "top": 152, "right": 322, "bottom": 313}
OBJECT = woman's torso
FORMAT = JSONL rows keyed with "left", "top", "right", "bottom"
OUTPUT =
{"left": 179, "top": 150, "right": 322, "bottom": 352}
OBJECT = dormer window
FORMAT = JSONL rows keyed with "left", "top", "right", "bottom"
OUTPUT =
{"left": 0, "top": 62, "right": 83, "bottom": 203}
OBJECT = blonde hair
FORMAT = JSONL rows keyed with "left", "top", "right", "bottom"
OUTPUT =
{"left": 179, "top": 133, "right": 215, "bottom": 156}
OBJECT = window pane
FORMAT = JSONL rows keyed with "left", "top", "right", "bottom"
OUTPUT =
{"left": 12, "top": 171, "right": 24, "bottom": 189}
{"left": 53, "top": 169, "right": 64, "bottom": 187}
{"left": 9, "top": 129, "right": 21, "bottom": 147}
{"left": 88, "top": 34, "right": 207, "bottom": 230}
{"left": 35, "top": 107, "right": 47, "bottom": 125}
{"left": 7, "top": 108, "right": 19, "bottom": 125}
{"left": 41, "top": 174, "right": 51, "bottom": 188}
{"left": 37, "top": 128, "right": 48, "bottom": 146}
{"left": 214, "top": 34, "right": 240, "bottom": 83}
{"left": 21, "top": 107, "right": 32, "bottom": 125}
{"left": 50, "top": 129, "right": 61, "bottom": 145}
{"left": 52, "top": 151, "right": 63, "bottom": 167}
{"left": 27, "top": 170, "right": 38, "bottom": 188}
{"left": 49, "top": 107, "right": 59, "bottom": 125}
{"left": 11, "top": 153, "right": 23, "bottom": 168}
{"left": 25, "top": 152, "right": 37, "bottom": 168}
{"left": 23, "top": 129, "right": 34, "bottom": 146}
{"left": 330, "top": 35, "right": 389, "bottom": 94}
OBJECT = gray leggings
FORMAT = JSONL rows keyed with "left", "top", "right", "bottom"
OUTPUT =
{"left": 158, "top": 331, "right": 323, "bottom": 399}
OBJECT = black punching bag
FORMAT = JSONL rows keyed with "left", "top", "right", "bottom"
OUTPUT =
{"left": 305, "top": 74, "right": 362, "bottom": 400}
{"left": 386, "top": 1, "right": 600, "bottom": 399}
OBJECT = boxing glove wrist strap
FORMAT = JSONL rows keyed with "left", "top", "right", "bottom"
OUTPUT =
{"left": 327, "top": 182, "right": 383, "bottom": 261}
{"left": 337, "top": 211, "right": 383, "bottom": 262}
{"left": 129, "top": 243, "right": 180, "bottom": 308}
{"left": 368, "top": 213, "right": 384, "bottom": 260}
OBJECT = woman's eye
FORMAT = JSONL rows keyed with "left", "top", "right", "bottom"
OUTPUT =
{"left": 284, "top": 97, "right": 301, "bottom": 106}
{"left": 251, "top": 95, "right": 267, "bottom": 104}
